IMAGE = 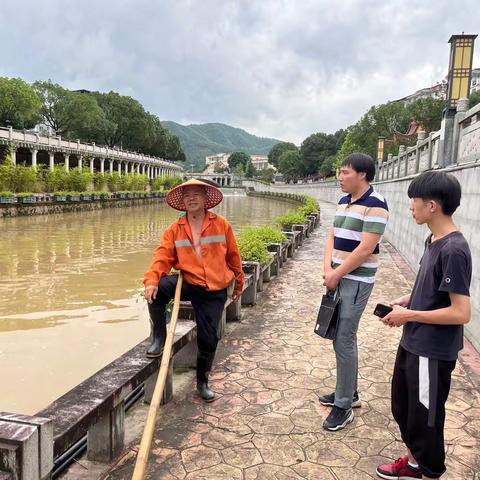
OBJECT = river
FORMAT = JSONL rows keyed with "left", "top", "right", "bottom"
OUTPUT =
{"left": 0, "top": 193, "right": 292, "bottom": 414}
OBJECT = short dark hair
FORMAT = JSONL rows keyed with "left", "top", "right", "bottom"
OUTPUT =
{"left": 341, "top": 153, "right": 376, "bottom": 182}
{"left": 407, "top": 171, "right": 461, "bottom": 215}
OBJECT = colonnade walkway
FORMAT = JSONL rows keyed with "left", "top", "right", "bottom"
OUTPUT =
{"left": 75, "top": 201, "right": 479, "bottom": 479}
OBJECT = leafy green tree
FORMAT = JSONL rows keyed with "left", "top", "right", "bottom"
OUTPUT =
{"left": 299, "top": 132, "right": 337, "bottom": 176}
{"left": 333, "top": 131, "right": 361, "bottom": 170}
{"left": 257, "top": 167, "right": 276, "bottom": 183}
{"left": 470, "top": 90, "right": 480, "bottom": 108}
{"left": 268, "top": 142, "right": 298, "bottom": 167}
{"left": 228, "top": 151, "right": 250, "bottom": 171}
{"left": 319, "top": 155, "right": 335, "bottom": 178}
{"left": 0, "top": 77, "right": 41, "bottom": 129}
{"left": 92, "top": 91, "right": 153, "bottom": 150}
{"left": 33, "top": 80, "right": 105, "bottom": 138}
{"left": 278, "top": 150, "right": 303, "bottom": 182}
{"left": 348, "top": 101, "right": 411, "bottom": 159}
{"left": 245, "top": 160, "right": 256, "bottom": 178}
{"left": 406, "top": 97, "right": 444, "bottom": 133}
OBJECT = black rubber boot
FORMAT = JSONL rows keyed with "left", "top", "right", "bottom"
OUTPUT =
{"left": 196, "top": 351, "right": 216, "bottom": 402}
{"left": 145, "top": 311, "right": 167, "bottom": 358}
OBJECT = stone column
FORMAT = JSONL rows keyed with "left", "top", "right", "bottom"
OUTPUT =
{"left": 109, "top": 159, "right": 113, "bottom": 174}
{"left": 90, "top": 157, "right": 94, "bottom": 174}
{"left": 49, "top": 152, "right": 55, "bottom": 171}
{"left": 100, "top": 158, "right": 105, "bottom": 174}
{"left": 65, "top": 154, "right": 70, "bottom": 172}
{"left": 124, "top": 162, "right": 129, "bottom": 175}
{"left": 31, "top": 148, "right": 38, "bottom": 169}
{"left": 11, "top": 148, "right": 16, "bottom": 166}
{"left": 78, "top": 155, "right": 83, "bottom": 171}
{"left": 118, "top": 161, "right": 122, "bottom": 175}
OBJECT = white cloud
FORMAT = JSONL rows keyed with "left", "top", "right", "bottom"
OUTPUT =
{"left": 0, "top": 0, "right": 479, "bottom": 143}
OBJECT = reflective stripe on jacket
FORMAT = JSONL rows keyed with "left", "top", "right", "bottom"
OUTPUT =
{"left": 144, "top": 211, "right": 244, "bottom": 292}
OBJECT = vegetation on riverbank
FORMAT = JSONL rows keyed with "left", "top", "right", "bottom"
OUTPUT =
{"left": 239, "top": 193, "right": 319, "bottom": 262}
{"left": 0, "top": 156, "right": 182, "bottom": 198}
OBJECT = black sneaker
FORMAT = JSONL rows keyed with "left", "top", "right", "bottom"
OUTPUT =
{"left": 318, "top": 391, "right": 361, "bottom": 408}
{"left": 322, "top": 406, "right": 354, "bottom": 431}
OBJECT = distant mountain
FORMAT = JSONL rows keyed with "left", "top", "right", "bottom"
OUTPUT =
{"left": 162, "top": 121, "right": 281, "bottom": 170}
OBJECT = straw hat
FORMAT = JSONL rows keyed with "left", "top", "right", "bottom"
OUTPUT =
{"left": 166, "top": 178, "right": 223, "bottom": 211}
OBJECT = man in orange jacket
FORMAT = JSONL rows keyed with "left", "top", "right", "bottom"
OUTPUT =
{"left": 144, "top": 178, "right": 244, "bottom": 401}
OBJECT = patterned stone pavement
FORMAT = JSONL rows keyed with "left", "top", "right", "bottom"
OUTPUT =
{"left": 91, "top": 201, "right": 479, "bottom": 479}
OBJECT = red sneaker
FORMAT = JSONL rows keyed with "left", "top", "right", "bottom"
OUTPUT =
{"left": 376, "top": 456, "right": 422, "bottom": 479}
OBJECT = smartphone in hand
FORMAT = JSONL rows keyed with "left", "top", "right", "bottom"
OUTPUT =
{"left": 373, "top": 303, "right": 393, "bottom": 318}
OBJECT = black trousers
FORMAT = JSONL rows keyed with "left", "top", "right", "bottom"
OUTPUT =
{"left": 148, "top": 276, "right": 227, "bottom": 353}
{"left": 391, "top": 346, "right": 456, "bottom": 478}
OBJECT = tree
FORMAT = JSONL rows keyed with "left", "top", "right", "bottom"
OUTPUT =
{"left": 406, "top": 97, "right": 444, "bottom": 133}
{"left": 92, "top": 91, "right": 153, "bottom": 150}
{"left": 470, "top": 90, "right": 480, "bottom": 108}
{"left": 299, "top": 132, "right": 337, "bottom": 176}
{"left": 278, "top": 150, "right": 303, "bottom": 182}
{"left": 33, "top": 80, "right": 105, "bottom": 138}
{"left": 347, "top": 101, "right": 411, "bottom": 159}
{"left": 333, "top": 131, "right": 361, "bottom": 170}
{"left": 245, "top": 160, "right": 256, "bottom": 178}
{"left": 228, "top": 151, "right": 250, "bottom": 171}
{"left": 319, "top": 155, "right": 335, "bottom": 178}
{"left": 0, "top": 77, "right": 41, "bottom": 129}
{"left": 268, "top": 142, "right": 298, "bottom": 167}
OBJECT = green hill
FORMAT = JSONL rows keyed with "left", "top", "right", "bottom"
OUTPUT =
{"left": 162, "top": 121, "right": 281, "bottom": 170}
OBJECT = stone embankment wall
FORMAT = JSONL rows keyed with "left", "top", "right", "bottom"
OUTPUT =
{"left": 244, "top": 164, "right": 480, "bottom": 353}
{"left": 0, "top": 195, "right": 167, "bottom": 217}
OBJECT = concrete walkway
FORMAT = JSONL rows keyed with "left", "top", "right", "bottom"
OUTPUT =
{"left": 74, "top": 201, "right": 479, "bottom": 479}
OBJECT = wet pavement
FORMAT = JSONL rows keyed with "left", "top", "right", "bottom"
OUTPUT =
{"left": 64, "top": 201, "right": 480, "bottom": 479}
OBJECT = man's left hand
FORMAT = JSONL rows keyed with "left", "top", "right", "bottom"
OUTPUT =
{"left": 323, "top": 270, "right": 341, "bottom": 290}
{"left": 232, "top": 289, "right": 242, "bottom": 303}
{"left": 381, "top": 305, "right": 410, "bottom": 327}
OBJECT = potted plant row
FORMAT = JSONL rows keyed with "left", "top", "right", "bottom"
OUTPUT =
{"left": 0, "top": 192, "right": 18, "bottom": 204}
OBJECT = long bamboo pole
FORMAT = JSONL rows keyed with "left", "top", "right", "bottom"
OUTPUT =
{"left": 132, "top": 273, "right": 183, "bottom": 480}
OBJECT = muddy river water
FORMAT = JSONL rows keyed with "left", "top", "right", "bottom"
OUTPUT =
{"left": 0, "top": 193, "right": 292, "bottom": 414}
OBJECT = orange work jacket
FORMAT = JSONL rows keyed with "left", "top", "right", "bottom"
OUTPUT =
{"left": 144, "top": 211, "right": 244, "bottom": 292}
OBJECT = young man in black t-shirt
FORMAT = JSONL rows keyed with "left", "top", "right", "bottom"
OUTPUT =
{"left": 375, "top": 171, "right": 472, "bottom": 480}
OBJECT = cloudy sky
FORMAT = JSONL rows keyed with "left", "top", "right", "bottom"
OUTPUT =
{"left": 1, "top": 0, "right": 479, "bottom": 143}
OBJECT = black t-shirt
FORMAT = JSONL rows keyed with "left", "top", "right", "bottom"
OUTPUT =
{"left": 400, "top": 231, "right": 472, "bottom": 361}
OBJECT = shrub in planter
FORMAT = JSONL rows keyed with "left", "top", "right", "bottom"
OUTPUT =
{"left": 0, "top": 191, "right": 17, "bottom": 203}
{"left": 53, "top": 191, "right": 68, "bottom": 202}
{"left": 241, "top": 225, "right": 287, "bottom": 244}
{"left": 67, "top": 192, "right": 81, "bottom": 202}
{"left": 238, "top": 233, "right": 270, "bottom": 264}
{"left": 99, "top": 192, "right": 110, "bottom": 200}
{"left": 275, "top": 210, "right": 307, "bottom": 231}
{"left": 16, "top": 192, "right": 36, "bottom": 203}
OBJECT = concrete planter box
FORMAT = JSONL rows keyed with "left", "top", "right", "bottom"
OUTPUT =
{"left": 292, "top": 225, "right": 305, "bottom": 245}
{"left": 92, "top": 195, "right": 101, "bottom": 201}
{"left": 282, "top": 234, "right": 294, "bottom": 258}
{"left": 266, "top": 243, "right": 282, "bottom": 272}
{"left": 68, "top": 195, "right": 81, "bottom": 202}
{"left": 81, "top": 194, "right": 92, "bottom": 201}
{"left": 0, "top": 196, "right": 17, "bottom": 204}
{"left": 54, "top": 195, "right": 67, "bottom": 202}
{"left": 19, "top": 196, "right": 36, "bottom": 204}
{"left": 241, "top": 262, "right": 260, "bottom": 305}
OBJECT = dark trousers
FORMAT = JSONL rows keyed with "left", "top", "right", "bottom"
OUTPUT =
{"left": 148, "top": 276, "right": 227, "bottom": 353}
{"left": 392, "top": 346, "right": 456, "bottom": 478}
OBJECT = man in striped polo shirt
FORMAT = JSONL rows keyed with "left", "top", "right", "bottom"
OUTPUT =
{"left": 320, "top": 152, "right": 389, "bottom": 431}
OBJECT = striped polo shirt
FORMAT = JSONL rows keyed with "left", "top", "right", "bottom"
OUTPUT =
{"left": 332, "top": 186, "right": 389, "bottom": 284}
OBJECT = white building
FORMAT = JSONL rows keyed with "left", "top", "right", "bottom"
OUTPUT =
{"left": 204, "top": 153, "right": 230, "bottom": 173}
{"left": 250, "top": 155, "right": 275, "bottom": 171}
